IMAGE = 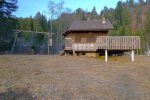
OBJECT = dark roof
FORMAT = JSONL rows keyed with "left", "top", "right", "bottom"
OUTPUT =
{"left": 63, "top": 20, "right": 113, "bottom": 35}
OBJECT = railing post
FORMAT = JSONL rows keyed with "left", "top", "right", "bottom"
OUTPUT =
{"left": 105, "top": 50, "right": 108, "bottom": 62}
{"left": 73, "top": 50, "right": 76, "bottom": 56}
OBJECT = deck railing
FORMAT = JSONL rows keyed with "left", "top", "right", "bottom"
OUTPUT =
{"left": 72, "top": 43, "right": 95, "bottom": 51}
{"left": 65, "top": 36, "right": 141, "bottom": 51}
{"left": 95, "top": 36, "right": 141, "bottom": 50}
{"left": 65, "top": 38, "right": 73, "bottom": 50}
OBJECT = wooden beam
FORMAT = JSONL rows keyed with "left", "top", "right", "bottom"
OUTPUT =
{"left": 13, "top": 30, "right": 53, "bottom": 37}
{"left": 13, "top": 30, "right": 53, "bottom": 55}
{"left": 13, "top": 30, "right": 48, "bottom": 34}
{"left": 11, "top": 31, "right": 20, "bottom": 54}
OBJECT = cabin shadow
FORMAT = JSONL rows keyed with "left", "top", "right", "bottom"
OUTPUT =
{"left": 0, "top": 88, "right": 35, "bottom": 100}
{"left": 97, "top": 49, "right": 126, "bottom": 56}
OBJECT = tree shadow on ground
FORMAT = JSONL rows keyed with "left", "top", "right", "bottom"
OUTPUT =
{"left": 0, "top": 88, "right": 35, "bottom": 100}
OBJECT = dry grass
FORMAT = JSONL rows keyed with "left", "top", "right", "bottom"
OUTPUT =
{"left": 0, "top": 55, "right": 150, "bottom": 100}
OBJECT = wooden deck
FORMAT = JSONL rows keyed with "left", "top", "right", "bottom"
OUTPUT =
{"left": 65, "top": 36, "right": 141, "bottom": 51}
{"left": 95, "top": 36, "right": 141, "bottom": 50}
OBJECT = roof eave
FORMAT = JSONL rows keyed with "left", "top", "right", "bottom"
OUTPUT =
{"left": 63, "top": 28, "right": 113, "bottom": 36}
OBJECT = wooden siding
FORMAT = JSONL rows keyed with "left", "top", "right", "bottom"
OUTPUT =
{"left": 75, "top": 32, "right": 107, "bottom": 43}
{"left": 95, "top": 36, "right": 141, "bottom": 50}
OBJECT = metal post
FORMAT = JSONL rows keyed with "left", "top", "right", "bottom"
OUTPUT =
{"left": 105, "top": 50, "right": 108, "bottom": 62}
{"left": 131, "top": 50, "right": 134, "bottom": 62}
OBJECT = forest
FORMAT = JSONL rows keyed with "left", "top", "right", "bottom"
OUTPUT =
{"left": 0, "top": 0, "right": 150, "bottom": 54}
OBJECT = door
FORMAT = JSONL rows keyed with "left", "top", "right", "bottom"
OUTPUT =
{"left": 65, "top": 38, "right": 73, "bottom": 50}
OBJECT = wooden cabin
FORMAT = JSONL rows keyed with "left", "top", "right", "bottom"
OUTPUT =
{"left": 63, "top": 20, "right": 113, "bottom": 53}
{"left": 63, "top": 20, "right": 141, "bottom": 61}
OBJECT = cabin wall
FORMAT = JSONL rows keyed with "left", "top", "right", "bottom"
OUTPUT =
{"left": 75, "top": 32, "right": 108, "bottom": 43}
{"left": 64, "top": 31, "right": 108, "bottom": 50}
{"left": 65, "top": 33, "right": 75, "bottom": 41}
{"left": 64, "top": 31, "right": 108, "bottom": 43}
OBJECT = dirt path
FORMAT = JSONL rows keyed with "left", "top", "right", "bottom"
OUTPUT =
{"left": 0, "top": 55, "right": 150, "bottom": 100}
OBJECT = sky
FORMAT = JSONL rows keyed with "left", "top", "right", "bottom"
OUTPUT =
{"left": 14, "top": 0, "right": 128, "bottom": 18}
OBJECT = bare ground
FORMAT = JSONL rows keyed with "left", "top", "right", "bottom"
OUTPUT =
{"left": 0, "top": 55, "right": 150, "bottom": 100}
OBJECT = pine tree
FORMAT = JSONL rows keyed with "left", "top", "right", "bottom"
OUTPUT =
{"left": 34, "top": 12, "right": 43, "bottom": 32}
{"left": 0, "top": 0, "right": 18, "bottom": 51}
{"left": 33, "top": 12, "right": 48, "bottom": 43}
{"left": 0, "top": 0, "right": 18, "bottom": 18}
{"left": 145, "top": 11, "right": 150, "bottom": 35}
{"left": 139, "top": 0, "right": 145, "bottom": 5}
{"left": 41, "top": 14, "right": 48, "bottom": 32}
{"left": 75, "top": 8, "right": 86, "bottom": 20}
{"left": 115, "top": 1, "right": 123, "bottom": 26}
{"left": 146, "top": 0, "right": 150, "bottom": 9}
{"left": 29, "top": 16, "right": 34, "bottom": 31}
{"left": 91, "top": 7, "right": 97, "bottom": 19}
{"left": 128, "top": 0, "right": 134, "bottom": 15}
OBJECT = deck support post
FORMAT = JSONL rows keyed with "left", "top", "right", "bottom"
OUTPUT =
{"left": 131, "top": 50, "right": 134, "bottom": 62}
{"left": 105, "top": 50, "right": 108, "bottom": 62}
{"left": 73, "top": 50, "right": 76, "bottom": 56}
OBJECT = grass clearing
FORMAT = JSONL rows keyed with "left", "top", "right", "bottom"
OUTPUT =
{"left": 0, "top": 55, "right": 150, "bottom": 100}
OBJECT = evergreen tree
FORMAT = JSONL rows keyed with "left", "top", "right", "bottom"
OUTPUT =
{"left": 33, "top": 12, "right": 48, "bottom": 43}
{"left": 91, "top": 7, "right": 97, "bottom": 19}
{"left": 128, "top": 0, "right": 134, "bottom": 15}
{"left": 34, "top": 12, "right": 42, "bottom": 32}
{"left": 101, "top": 7, "right": 115, "bottom": 24}
{"left": 145, "top": 10, "right": 150, "bottom": 35}
{"left": 146, "top": 0, "right": 150, "bottom": 6}
{"left": 74, "top": 8, "right": 86, "bottom": 20}
{"left": 139, "top": 0, "right": 145, "bottom": 5}
{"left": 115, "top": 1, "right": 123, "bottom": 27}
{"left": 34, "top": 12, "right": 47, "bottom": 32}
{"left": 41, "top": 14, "right": 48, "bottom": 32}
{"left": 29, "top": 16, "right": 34, "bottom": 31}
{"left": 0, "top": 0, "right": 18, "bottom": 18}
{"left": 0, "top": 0, "right": 18, "bottom": 51}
